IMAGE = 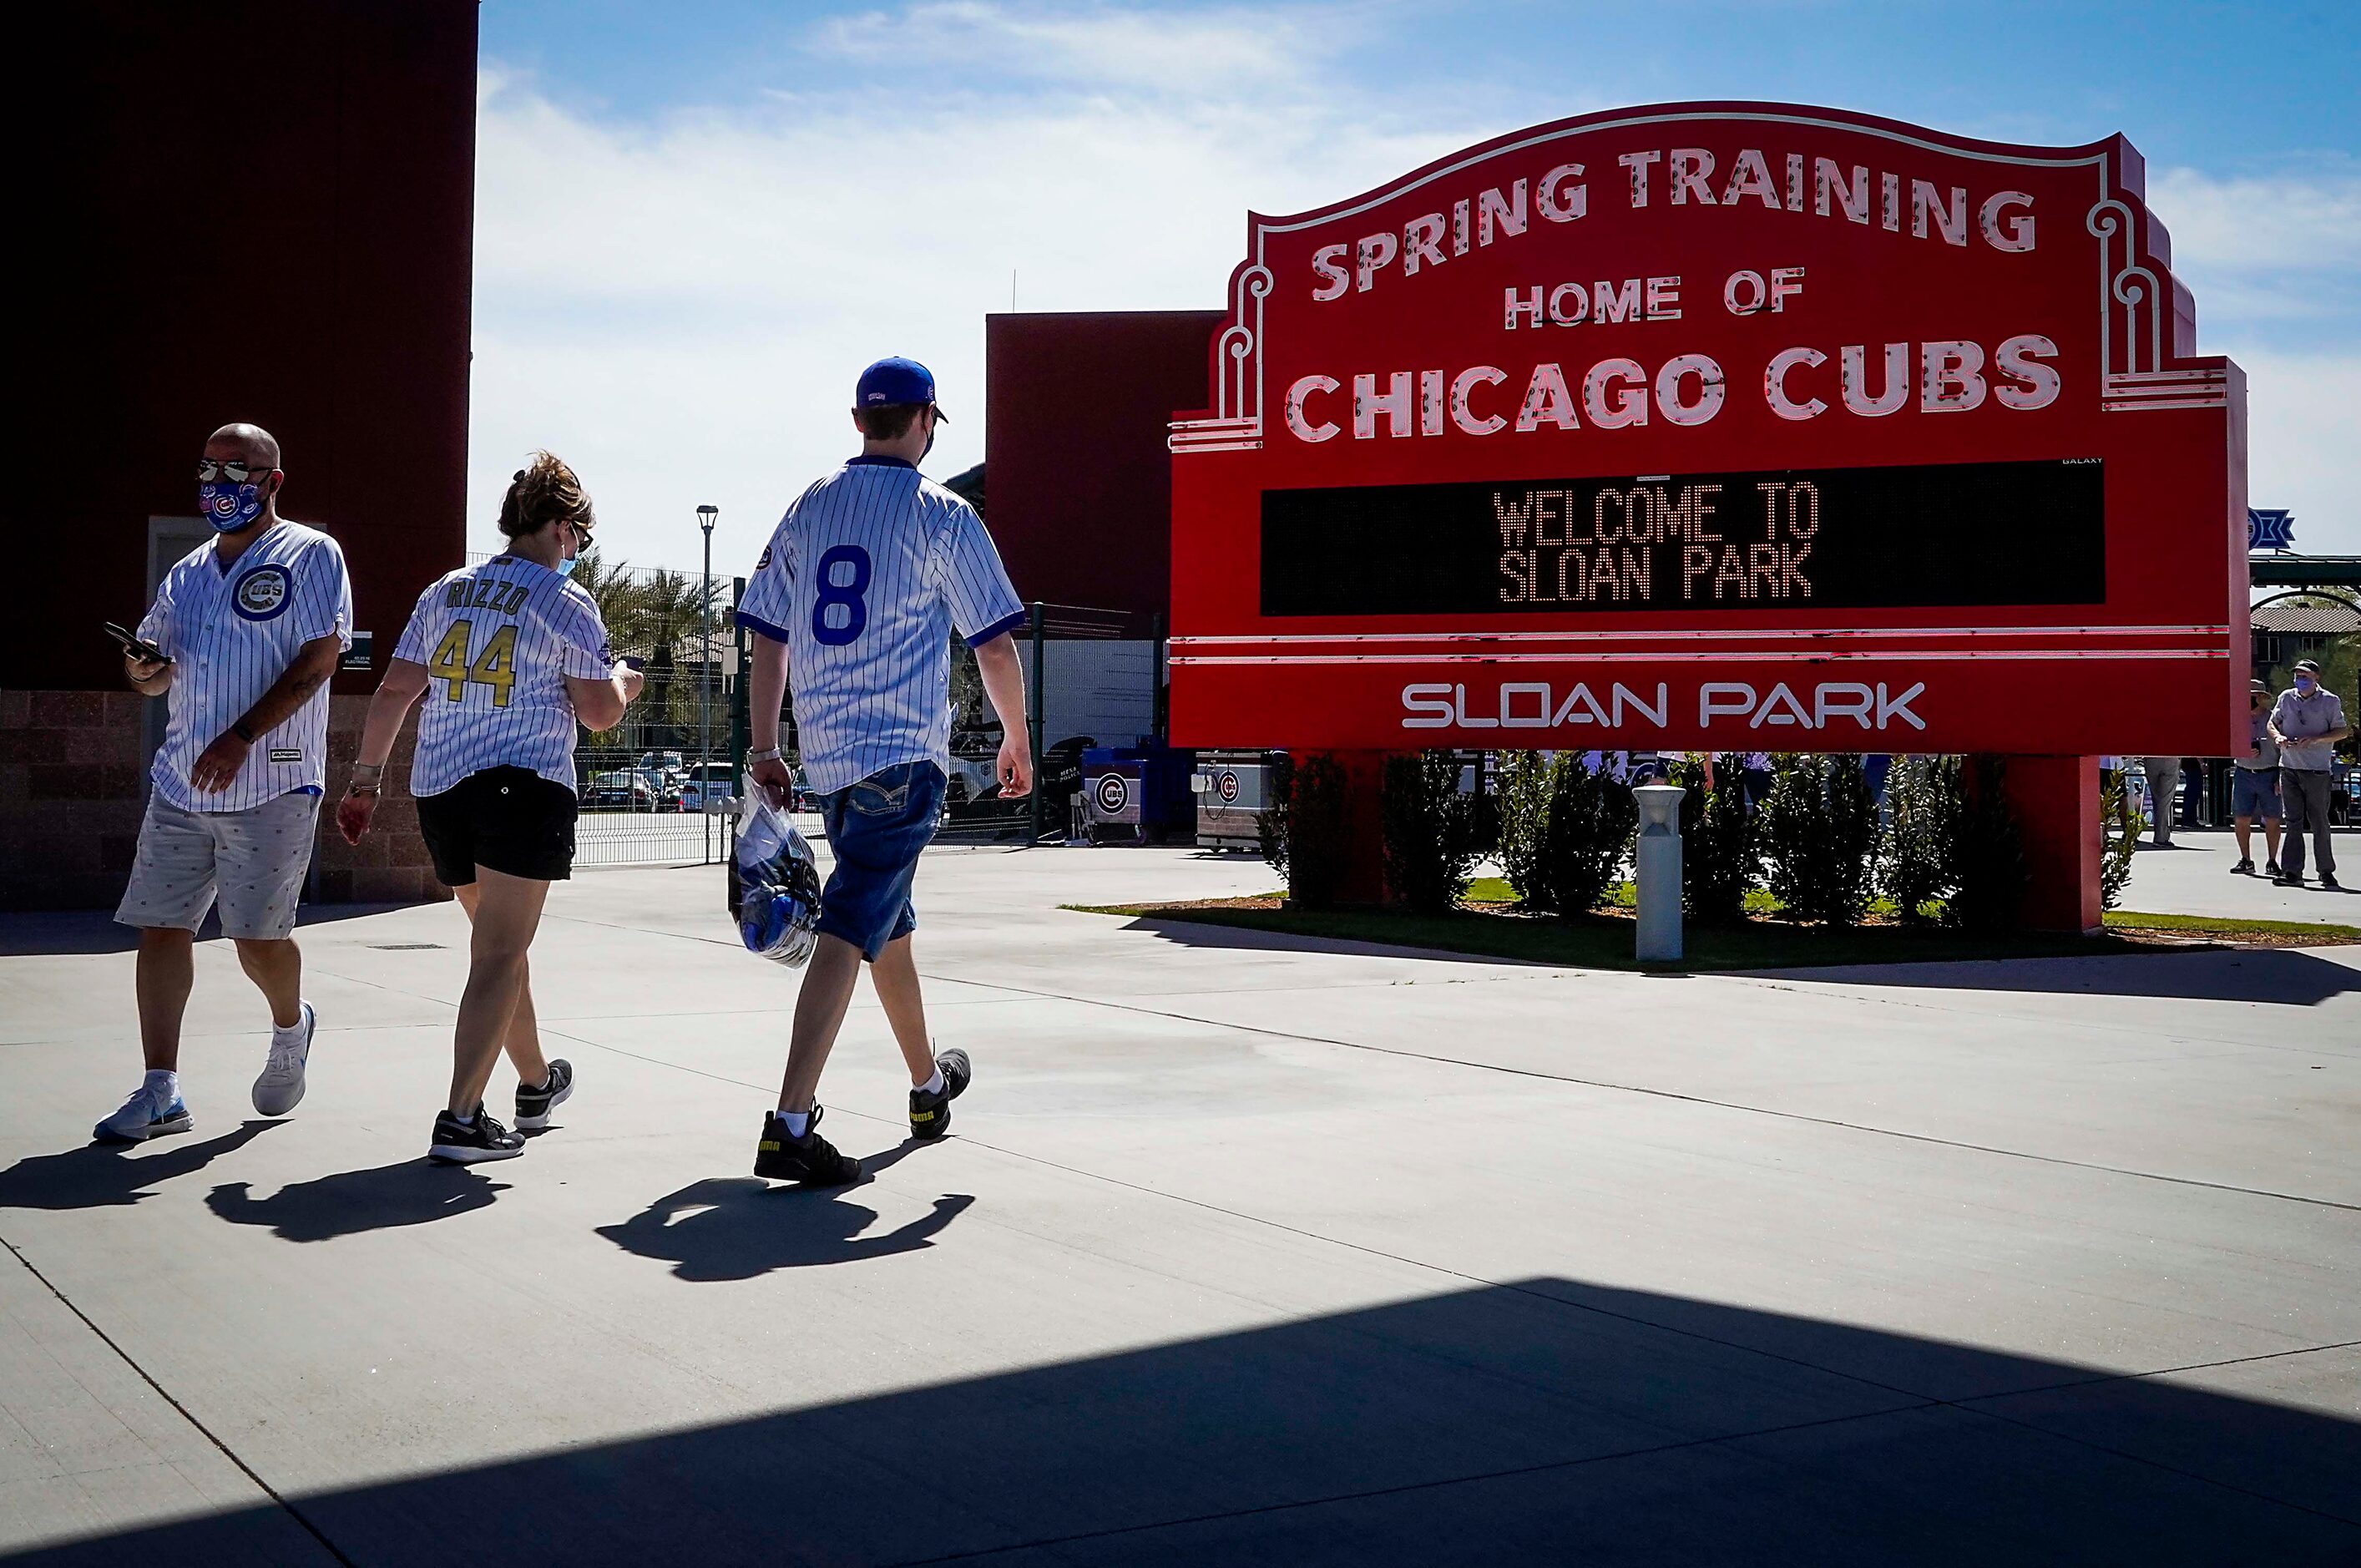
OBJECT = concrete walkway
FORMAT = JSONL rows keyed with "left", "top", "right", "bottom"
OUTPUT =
{"left": 2119, "top": 827, "right": 2359, "bottom": 923}
{"left": 1, "top": 847, "right": 2355, "bottom": 1563}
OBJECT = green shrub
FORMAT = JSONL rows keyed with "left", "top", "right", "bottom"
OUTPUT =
{"left": 1497, "top": 751, "right": 1555, "bottom": 908}
{"left": 1880, "top": 756, "right": 1954, "bottom": 924}
{"left": 1944, "top": 754, "right": 2027, "bottom": 930}
{"left": 1256, "top": 751, "right": 1352, "bottom": 910}
{"left": 1540, "top": 753, "right": 1637, "bottom": 913}
{"left": 1381, "top": 752, "right": 1492, "bottom": 913}
{"left": 1494, "top": 751, "right": 1632, "bottom": 913}
{"left": 2101, "top": 765, "right": 2140, "bottom": 911}
{"left": 1757, "top": 755, "right": 1879, "bottom": 926}
{"left": 1670, "top": 754, "right": 1757, "bottom": 923}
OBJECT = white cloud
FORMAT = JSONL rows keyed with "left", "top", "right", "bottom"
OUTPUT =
{"left": 2143, "top": 164, "right": 2361, "bottom": 554}
{"left": 810, "top": 1, "right": 1333, "bottom": 93}
{"left": 468, "top": 52, "right": 1487, "bottom": 573}
{"left": 469, "top": 37, "right": 2361, "bottom": 574}
{"left": 2148, "top": 162, "right": 2361, "bottom": 331}
{"left": 2237, "top": 349, "right": 2361, "bottom": 557}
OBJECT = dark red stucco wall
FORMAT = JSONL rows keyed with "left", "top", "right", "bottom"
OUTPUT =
{"left": 983, "top": 311, "right": 1225, "bottom": 620}
{"left": 18, "top": 0, "right": 478, "bottom": 695}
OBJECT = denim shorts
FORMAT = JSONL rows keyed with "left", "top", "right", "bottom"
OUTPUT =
{"left": 814, "top": 761, "right": 944, "bottom": 960}
{"left": 2232, "top": 766, "right": 2281, "bottom": 822}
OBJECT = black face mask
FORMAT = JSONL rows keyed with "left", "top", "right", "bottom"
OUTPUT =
{"left": 922, "top": 416, "right": 937, "bottom": 460}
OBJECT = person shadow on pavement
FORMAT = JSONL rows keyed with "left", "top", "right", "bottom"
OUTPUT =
{"left": 206, "top": 1160, "right": 512, "bottom": 1242}
{"left": 598, "top": 1140, "right": 973, "bottom": 1282}
{"left": 0, "top": 1120, "right": 281, "bottom": 1211}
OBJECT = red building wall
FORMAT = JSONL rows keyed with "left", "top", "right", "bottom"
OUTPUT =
{"left": 983, "top": 311, "right": 1224, "bottom": 620}
{"left": 5, "top": 0, "right": 477, "bottom": 908}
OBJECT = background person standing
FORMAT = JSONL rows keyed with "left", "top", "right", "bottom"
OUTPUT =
{"left": 2139, "top": 755, "right": 2185, "bottom": 846}
{"left": 99, "top": 423, "right": 351, "bottom": 1143}
{"left": 2231, "top": 678, "right": 2283, "bottom": 877}
{"left": 2268, "top": 659, "right": 2349, "bottom": 889}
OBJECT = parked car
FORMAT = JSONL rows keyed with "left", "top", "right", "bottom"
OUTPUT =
{"left": 584, "top": 769, "right": 657, "bottom": 809}
{"left": 679, "top": 762, "right": 736, "bottom": 812}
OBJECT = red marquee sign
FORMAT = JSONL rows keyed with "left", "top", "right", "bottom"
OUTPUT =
{"left": 1167, "top": 102, "right": 2247, "bottom": 757}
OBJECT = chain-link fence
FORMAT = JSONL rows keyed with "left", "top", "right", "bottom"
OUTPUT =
{"left": 508, "top": 551, "right": 755, "bottom": 867}
{"left": 728, "top": 596, "right": 1163, "bottom": 848}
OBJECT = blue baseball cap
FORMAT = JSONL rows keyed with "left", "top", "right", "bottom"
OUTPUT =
{"left": 853, "top": 356, "right": 948, "bottom": 421}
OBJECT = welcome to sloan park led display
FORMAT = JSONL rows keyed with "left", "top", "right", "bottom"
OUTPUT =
{"left": 1165, "top": 102, "right": 2249, "bottom": 757}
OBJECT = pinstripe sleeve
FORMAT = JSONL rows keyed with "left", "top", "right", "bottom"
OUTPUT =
{"left": 556, "top": 588, "right": 615, "bottom": 679}
{"left": 136, "top": 569, "right": 175, "bottom": 655}
{"left": 736, "top": 511, "right": 799, "bottom": 643}
{"left": 291, "top": 534, "right": 354, "bottom": 647}
{"left": 939, "top": 504, "right": 1024, "bottom": 646}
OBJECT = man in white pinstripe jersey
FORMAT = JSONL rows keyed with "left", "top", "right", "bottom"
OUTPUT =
{"left": 99, "top": 422, "right": 352, "bottom": 1143}
{"left": 739, "top": 357, "right": 1033, "bottom": 1185}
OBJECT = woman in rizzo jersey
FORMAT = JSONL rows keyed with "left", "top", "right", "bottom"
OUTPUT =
{"left": 337, "top": 453, "right": 644, "bottom": 1164}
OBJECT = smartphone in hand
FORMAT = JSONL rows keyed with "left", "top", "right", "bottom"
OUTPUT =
{"left": 104, "top": 622, "right": 169, "bottom": 665}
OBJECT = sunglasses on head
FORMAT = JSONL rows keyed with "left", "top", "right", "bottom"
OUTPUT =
{"left": 197, "top": 458, "right": 271, "bottom": 483}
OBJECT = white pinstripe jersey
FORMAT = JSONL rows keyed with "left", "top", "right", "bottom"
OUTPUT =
{"left": 139, "top": 521, "right": 352, "bottom": 813}
{"left": 392, "top": 554, "right": 616, "bottom": 798}
{"left": 737, "top": 457, "right": 1024, "bottom": 795}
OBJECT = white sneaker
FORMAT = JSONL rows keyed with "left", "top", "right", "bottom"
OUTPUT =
{"left": 251, "top": 1002, "right": 316, "bottom": 1116}
{"left": 94, "top": 1085, "right": 192, "bottom": 1144}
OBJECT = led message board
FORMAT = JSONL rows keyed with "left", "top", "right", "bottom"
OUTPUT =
{"left": 1261, "top": 458, "right": 2104, "bottom": 617}
{"left": 1166, "top": 103, "right": 2247, "bottom": 756}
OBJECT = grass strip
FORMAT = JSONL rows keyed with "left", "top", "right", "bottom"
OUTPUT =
{"left": 1062, "top": 897, "right": 2358, "bottom": 973}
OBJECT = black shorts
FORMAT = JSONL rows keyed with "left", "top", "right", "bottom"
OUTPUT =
{"left": 416, "top": 766, "right": 578, "bottom": 886}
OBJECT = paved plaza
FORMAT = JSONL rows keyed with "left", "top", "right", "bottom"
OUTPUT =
{"left": 1, "top": 845, "right": 2356, "bottom": 1562}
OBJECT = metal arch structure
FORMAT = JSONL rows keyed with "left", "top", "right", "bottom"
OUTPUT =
{"left": 2248, "top": 554, "right": 2361, "bottom": 600}
{"left": 2251, "top": 586, "right": 2361, "bottom": 619}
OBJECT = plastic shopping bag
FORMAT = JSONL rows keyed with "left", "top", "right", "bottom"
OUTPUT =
{"left": 733, "top": 787, "right": 822, "bottom": 967}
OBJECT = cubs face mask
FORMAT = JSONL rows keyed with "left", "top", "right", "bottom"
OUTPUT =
{"left": 200, "top": 481, "right": 265, "bottom": 534}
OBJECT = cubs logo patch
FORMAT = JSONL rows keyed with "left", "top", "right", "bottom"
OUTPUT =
{"left": 231, "top": 564, "right": 293, "bottom": 621}
{"left": 756, "top": 545, "right": 774, "bottom": 572}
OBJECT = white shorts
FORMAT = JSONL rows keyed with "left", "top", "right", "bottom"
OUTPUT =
{"left": 114, "top": 791, "right": 321, "bottom": 940}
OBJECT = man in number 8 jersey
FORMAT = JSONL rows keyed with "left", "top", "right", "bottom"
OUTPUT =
{"left": 738, "top": 357, "right": 1033, "bottom": 1184}
{"left": 339, "top": 453, "right": 645, "bottom": 1163}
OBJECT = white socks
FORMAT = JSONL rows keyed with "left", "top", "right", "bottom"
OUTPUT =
{"left": 779, "top": 1109, "right": 811, "bottom": 1137}
{"left": 144, "top": 1069, "right": 179, "bottom": 1106}
{"left": 916, "top": 1066, "right": 946, "bottom": 1098}
{"left": 272, "top": 1003, "right": 310, "bottom": 1043}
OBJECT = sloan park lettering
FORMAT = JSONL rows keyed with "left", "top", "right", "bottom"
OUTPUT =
{"left": 1256, "top": 458, "right": 2103, "bottom": 618}
{"left": 1401, "top": 678, "right": 1927, "bottom": 733}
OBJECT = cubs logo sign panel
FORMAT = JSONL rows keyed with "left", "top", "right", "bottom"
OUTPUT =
{"left": 1166, "top": 102, "right": 2247, "bottom": 758}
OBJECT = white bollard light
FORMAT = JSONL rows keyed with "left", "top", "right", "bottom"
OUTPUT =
{"left": 1633, "top": 783, "right": 1686, "bottom": 963}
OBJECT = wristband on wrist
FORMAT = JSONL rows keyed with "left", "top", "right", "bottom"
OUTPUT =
{"left": 231, "top": 721, "right": 255, "bottom": 744}
{"left": 747, "top": 746, "right": 783, "bottom": 763}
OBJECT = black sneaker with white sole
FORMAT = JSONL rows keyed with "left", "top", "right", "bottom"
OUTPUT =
{"left": 429, "top": 1105, "right": 526, "bottom": 1164}
{"left": 754, "top": 1105, "right": 862, "bottom": 1186}
{"left": 515, "top": 1059, "right": 574, "bottom": 1130}
{"left": 909, "top": 1047, "right": 971, "bottom": 1141}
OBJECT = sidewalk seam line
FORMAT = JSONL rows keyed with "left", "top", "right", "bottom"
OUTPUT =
{"left": 940, "top": 977, "right": 2361, "bottom": 1212}
{"left": 0, "top": 1234, "right": 355, "bottom": 1566}
{"left": 527, "top": 1021, "right": 2361, "bottom": 1527}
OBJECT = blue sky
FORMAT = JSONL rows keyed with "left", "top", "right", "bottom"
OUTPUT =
{"left": 468, "top": 0, "right": 2359, "bottom": 568}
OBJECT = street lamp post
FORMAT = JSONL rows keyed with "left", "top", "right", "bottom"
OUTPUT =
{"left": 697, "top": 503, "right": 719, "bottom": 862}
